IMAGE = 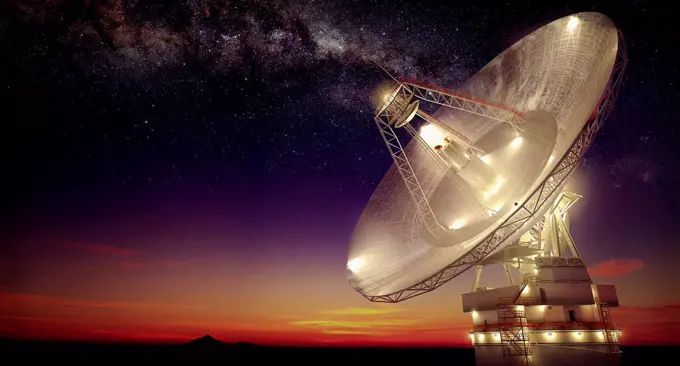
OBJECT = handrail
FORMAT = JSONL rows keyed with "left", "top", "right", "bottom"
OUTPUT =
{"left": 473, "top": 321, "right": 617, "bottom": 332}
{"left": 498, "top": 296, "right": 536, "bottom": 305}
{"left": 496, "top": 276, "right": 593, "bottom": 306}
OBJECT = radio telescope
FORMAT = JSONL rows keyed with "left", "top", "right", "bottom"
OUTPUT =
{"left": 347, "top": 12, "right": 626, "bottom": 365}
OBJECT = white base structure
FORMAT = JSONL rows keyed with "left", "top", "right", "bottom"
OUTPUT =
{"left": 471, "top": 344, "right": 620, "bottom": 366}
{"left": 461, "top": 192, "right": 622, "bottom": 365}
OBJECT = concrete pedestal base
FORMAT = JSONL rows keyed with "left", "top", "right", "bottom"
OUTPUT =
{"left": 473, "top": 345, "right": 621, "bottom": 365}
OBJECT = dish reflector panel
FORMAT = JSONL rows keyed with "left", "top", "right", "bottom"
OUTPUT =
{"left": 348, "top": 13, "right": 620, "bottom": 298}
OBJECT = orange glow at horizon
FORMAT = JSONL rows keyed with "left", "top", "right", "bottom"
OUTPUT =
{"left": 0, "top": 289, "right": 472, "bottom": 346}
{"left": 2, "top": 285, "right": 679, "bottom": 346}
{"left": 1, "top": 241, "right": 678, "bottom": 346}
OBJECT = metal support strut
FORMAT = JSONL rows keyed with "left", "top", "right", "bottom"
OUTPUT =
{"left": 374, "top": 114, "right": 448, "bottom": 240}
{"left": 372, "top": 76, "right": 526, "bottom": 242}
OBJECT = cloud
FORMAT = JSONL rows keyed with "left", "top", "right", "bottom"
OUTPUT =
{"left": 612, "top": 303, "right": 680, "bottom": 344}
{"left": 115, "top": 261, "right": 145, "bottom": 269}
{"left": 290, "top": 315, "right": 471, "bottom": 345}
{"left": 0, "top": 315, "right": 199, "bottom": 343}
{"left": 615, "top": 304, "right": 680, "bottom": 316}
{"left": 291, "top": 307, "right": 415, "bottom": 334}
{"left": 161, "top": 260, "right": 186, "bottom": 268}
{"left": 0, "top": 315, "right": 71, "bottom": 324}
{"left": 68, "top": 242, "right": 144, "bottom": 258}
{"left": 292, "top": 319, "right": 421, "bottom": 329}
{"left": 114, "top": 259, "right": 188, "bottom": 270}
{"left": 323, "top": 329, "right": 378, "bottom": 335}
{"left": 289, "top": 305, "right": 475, "bottom": 344}
{"left": 291, "top": 305, "right": 425, "bottom": 338}
{"left": 0, "top": 291, "right": 202, "bottom": 312}
{"left": 319, "top": 307, "right": 407, "bottom": 316}
{"left": 407, "top": 326, "right": 472, "bottom": 334}
{"left": 87, "top": 329, "right": 196, "bottom": 342}
{"left": 588, "top": 258, "right": 644, "bottom": 277}
{"left": 66, "top": 242, "right": 187, "bottom": 270}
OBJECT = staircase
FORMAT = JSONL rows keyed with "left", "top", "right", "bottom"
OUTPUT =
{"left": 595, "top": 297, "right": 620, "bottom": 354}
{"left": 497, "top": 277, "right": 535, "bottom": 365}
{"left": 498, "top": 305, "right": 532, "bottom": 365}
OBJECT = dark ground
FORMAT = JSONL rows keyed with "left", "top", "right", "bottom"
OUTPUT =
{"left": 1, "top": 338, "right": 678, "bottom": 365}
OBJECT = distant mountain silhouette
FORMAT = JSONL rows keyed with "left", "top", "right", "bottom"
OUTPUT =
{"left": 186, "top": 335, "right": 224, "bottom": 347}
{"left": 182, "top": 335, "right": 256, "bottom": 350}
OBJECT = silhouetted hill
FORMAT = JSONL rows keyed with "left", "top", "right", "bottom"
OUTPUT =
{"left": 185, "top": 335, "right": 223, "bottom": 347}
{"left": 178, "top": 335, "right": 257, "bottom": 351}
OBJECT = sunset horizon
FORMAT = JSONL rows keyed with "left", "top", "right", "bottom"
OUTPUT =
{"left": 2, "top": 0, "right": 678, "bottom": 362}
{"left": 2, "top": 240, "right": 677, "bottom": 346}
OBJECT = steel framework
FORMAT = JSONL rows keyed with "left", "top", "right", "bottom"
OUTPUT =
{"left": 543, "top": 192, "right": 582, "bottom": 257}
{"left": 399, "top": 77, "right": 526, "bottom": 132}
{"left": 374, "top": 112, "right": 448, "bottom": 240}
{"left": 364, "top": 31, "right": 627, "bottom": 303}
{"left": 498, "top": 304, "right": 532, "bottom": 365}
{"left": 372, "top": 74, "right": 527, "bottom": 240}
{"left": 494, "top": 275, "right": 623, "bottom": 364}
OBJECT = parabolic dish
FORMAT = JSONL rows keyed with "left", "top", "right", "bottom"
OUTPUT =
{"left": 347, "top": 13, "right": 622, "bottom": 299}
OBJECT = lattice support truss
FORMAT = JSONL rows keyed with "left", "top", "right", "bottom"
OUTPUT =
{"left": 399, "top": 77, "right": 526, "bottom": 131}
{"left": 374, "top": 115, "right": 448, "bottom": 240}
{"left": 364, "top": 31, "right": 627, "bottom": 303}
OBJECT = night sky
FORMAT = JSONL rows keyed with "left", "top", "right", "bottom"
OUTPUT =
{"left": 1, "top": 0, "right": 679, "bottom": 346}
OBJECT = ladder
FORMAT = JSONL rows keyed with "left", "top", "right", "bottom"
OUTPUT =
{"left": 498, "top": 277, "right": 535, "bottom": 365}
{"left": 498, "top": 304, "right": 532, "bottom": 365}
{"left": 595, "top": 297, "right": 620, "bottom": 354}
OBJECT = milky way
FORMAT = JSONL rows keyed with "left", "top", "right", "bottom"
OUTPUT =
{"left": 7, "top": 0, "right": 474, "bottom": 109}
{"left": 2, "top": 0, "right": 678, "bottom": 202}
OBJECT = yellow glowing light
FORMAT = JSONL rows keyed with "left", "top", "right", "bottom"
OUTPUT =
{"left": 450, "top": 219, "right": 466, "bottom": 230}
{"left": 567, "top": 16, "right": 580, "bottom": 32}
{"left": 380, "top": 88, "right": 398, "bottom": 105}
{"left": 419, "top": 124, "right": 446, "bottom": 148}
{"left": 483, "top": 177, "right": 505, "bottom": 198}
{"left": 480, "top": 155, "right": 491, "bottom": 164}
{"left": 494, "top": 333, "right": 499, "bottom": 338}
{"left": 546, "top": 332, "right": 553, "bottom": 337}
{"left": 347, "top": 257, "right": 366, "bottom": 272}
{"left": 472, "top": 310, "right": 478, "bottom": 318}
{"left": 534, "top": 268, "right": 538, "bottom": 274}
{"left": 548, "top": 155, "right": 555, "bottom": 164}
{"left": 510, "top": 136, "right": 523, "bottom": 148}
